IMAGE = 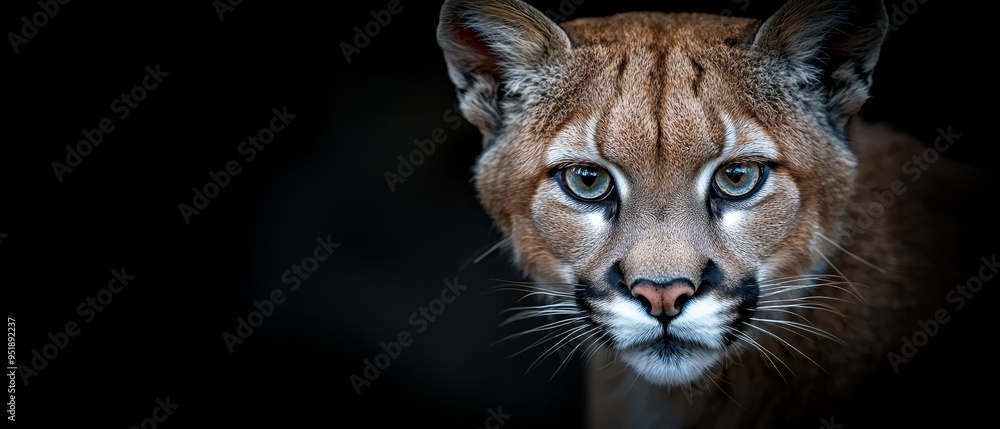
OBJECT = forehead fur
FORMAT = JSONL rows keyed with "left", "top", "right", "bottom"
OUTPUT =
{"left": 510, "top": 14, "right": 842, "bottom": 182}
{"left": 470, "top": 9, "right": 858, "bottom": 242}
{"left": 562, "top": 12, "right": 760, "bottom": 48}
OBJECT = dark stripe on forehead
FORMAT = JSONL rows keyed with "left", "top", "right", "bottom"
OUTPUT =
{"left": 652, "top": 50, "right": 666, "bottom": 160}
{"left": 615, "top": 53, "right": 629, "bottom": 102}
{"left": 603, "top": 52, "right": 630, "bottom": 149}
{"left": 690, "top": 58, "right": 704, "bottom": 98}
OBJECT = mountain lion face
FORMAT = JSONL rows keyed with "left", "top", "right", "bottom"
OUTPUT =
{"left": 438, "top": 0, "right": 886, "bottom": 385}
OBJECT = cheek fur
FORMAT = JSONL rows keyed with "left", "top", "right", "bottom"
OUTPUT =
{"left": 530, "top": 183, "right": 611, "bottom": 269}
{"left": 714, "top": 171, "right": 802, "bottom": 265}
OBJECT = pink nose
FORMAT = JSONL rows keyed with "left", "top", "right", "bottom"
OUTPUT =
{"left": 631, "top": 281, "right": 696, "bottom": 317}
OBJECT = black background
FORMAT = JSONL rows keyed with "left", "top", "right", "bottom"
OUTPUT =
{"left": 3, "top": 0, "right": 996, "bottom": 428}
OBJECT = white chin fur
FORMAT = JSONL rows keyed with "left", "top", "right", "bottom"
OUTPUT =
{"left": 621, "top": 346, "right": 724, "bottom": 386}
{"left": 602, "top": 295, "right": 732, "bottom": 385}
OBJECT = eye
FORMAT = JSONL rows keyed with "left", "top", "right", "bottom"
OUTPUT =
{"left": 558, "top": 165, "right": 615, "bottom": 201}
{"left": 712, "top": 162, "right": 766, "bottom": 199}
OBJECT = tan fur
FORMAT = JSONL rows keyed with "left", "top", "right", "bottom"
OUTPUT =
{"left": 438, "top": 1, "right": 985, "bottom": 427}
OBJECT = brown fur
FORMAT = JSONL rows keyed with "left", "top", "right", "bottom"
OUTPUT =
{"left": 437, "top": 1, "right": 986, "bottom": 427}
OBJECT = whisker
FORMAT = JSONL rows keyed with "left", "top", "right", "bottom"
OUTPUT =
{"left": 487, "top": 279, "right": 587, "bottom": 288}
{"left": 746, "top": 310, "right": 818, "bottom": 343}
{"left": 704, "top": 372, "right": 748, "bottom": 412}
{"left": 750, "top": 318, "right": 845, "bottom": 345}
{"left": 488, "top": 286, "right": 577, "bottom": 298}
{"left": 760, "top": 279, "right": 855, "bottom": 287}
{"left": 500, "top": 308, "right": 579, "bottom": 320}
{"left": 597, "top": 348, "right": 629, "bottom": 381}
{"left": 486, "top": 283, "right": 584, "bottom": 297}
{"left": 752, "top": 308, "right": 821, "bottom": 328}
{"left": 759, "top": 282, "right": 864, "bottom": 302}
{"left": 528, "top": 324, "right": 592, "bottom": 373}
{"left": 551, "top": 328, "right": 601, "bottom": 379}
{"left": 745, "top": 323, "right": 826, "bottom": 373}
{"left": 727, "top": 328, "right": 791, "bottom": 383}
{"left": 515, "top": 292, "right": 575, "bottom": 302}
{"left": 487, "top": 279, "right": 585, "bottom": 288}
{"left": 488, "top": 282, "right": 583, "bottom": 290}
{"left": 757, "top": 275, "right": 845, "bottom": 286}
{"left": 593, "top": 342, "right": 621, "bottom": 373}
{"left": 581, "top": 334, "right": 608, "bottom": 367}
{"left": 760, "top": 280, "right": 856, "bottom": 289}
{"left": 757, "top": 295, "right": 858, "bottom": 305}
{"left": 626, "top": 372, "right": 643, "bottom": 395}
{"left": 473, "top": 236, "right": 512, "bottom": 264}
{"left": 728, "top": 328, "right": 784, "bottom": 370}
{"left": 494, "top": 316, "right": 588, "bottom": 341}
{"left": 811, "top": 246, "right": 866, "bottom": 303}
{"left": 816, "top": 232, "right": 887, "bottom": 274}
{"left": 755, "top": 304, "right": 846, "bottom": 318}
{"left": 499, "top": 302, "right": 578, "bottom": 315}
{"left": 499, "top": 310, "right": 581, "bottom": 326}
{"left": 505, "top": 322, "right": 586, "bottom": 359}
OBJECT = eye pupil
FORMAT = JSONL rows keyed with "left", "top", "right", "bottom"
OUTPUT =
{"left": 725, "top": 165, "right": 746, "bottom": 184}
{"left": 713, "top": 162, "right": 764, "bottom": 199}
{"left": 560, "top": 165, "right": 614, "bottom": 201}
{"left": 579, "top": 168, "right": 597, "bottom": 187}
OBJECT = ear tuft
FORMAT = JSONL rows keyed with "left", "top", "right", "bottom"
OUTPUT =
{"left": 437, "top": 0, "right": 571, "bottom": 143}
{"left": 753, "top": 0, "right": 888, "bottom": 127}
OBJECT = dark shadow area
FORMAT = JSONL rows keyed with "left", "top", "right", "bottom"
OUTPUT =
{"left": 3, "top": 0, "right": 995, "bottom": 427}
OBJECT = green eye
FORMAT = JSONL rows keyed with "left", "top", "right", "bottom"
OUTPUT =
{"left": 560, "top": 165, "right": 614, "bottom": 201}
{"left": 713, "top": 162, "right": 764, "bottom": 198}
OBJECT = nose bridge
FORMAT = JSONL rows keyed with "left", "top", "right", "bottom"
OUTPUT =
{"left": 620, "top": 221, "right": 707, "bottom": 287}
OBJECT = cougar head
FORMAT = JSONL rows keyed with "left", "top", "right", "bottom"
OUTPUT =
{"left": 437, "top": 0, "right": 886, "bottom": 385}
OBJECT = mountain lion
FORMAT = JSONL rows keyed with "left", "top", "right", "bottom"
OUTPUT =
{"left": 436, "top": 0, "right": 987, "bottom": 427}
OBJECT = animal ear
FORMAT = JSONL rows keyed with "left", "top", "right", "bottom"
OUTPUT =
{"left": 437, "top": 0, "right": 571, "bottom": 143}
{"left": 753, "top": 0, "right": 888, "bottom": 128}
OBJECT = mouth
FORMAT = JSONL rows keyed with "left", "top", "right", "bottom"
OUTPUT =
{"left": 660, "top": 331, "right": 714, "bottom": 351}
{"left": 578, "top": 277, "right": 759, "bottom": 385}
{"left": 618, "top": 333, "right": 727, "bottom": 386}
{"left": 620, "top": 325, "right": 714, "bottom": 353}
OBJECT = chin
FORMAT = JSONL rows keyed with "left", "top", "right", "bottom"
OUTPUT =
{"left": 620, "top": 342, "right": 726, "bottom": 386}
{"left": 583, "top": 278, "right": 753, "bottom": 386}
